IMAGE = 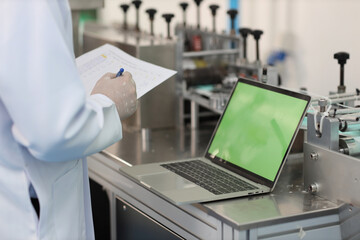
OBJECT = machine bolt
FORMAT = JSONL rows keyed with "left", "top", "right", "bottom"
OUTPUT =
{"left": 252, "top": 30, "right": 264, "bottom": 61}
{"left": 132, "top": 0, "right": 142, "bottom": 31}
{"left": 179, "top": 2, "right": 189, "bottom": 27}
{"left": 209, "top": 5, "right": 219, "bottom": 33}
{"left": 239, "top": 28, "right": 252, "bottom": 60}
{"left": 227, "top": 9, "right": 238, "bottom": 35}
{"left": 318, "top": 98, "right": 327, "bottom": 112}
{"left": 162, "top": 14, "right": 175, "bottom": 40}
{"left": 120, "top": 4, "right": 130, "bottom": 30}
{"left": 145, "top": 8, "right": 157, "bottom": 36}
{"left": 308, "top": 183, "right": 319, "bottom": 194}
{"left": 310, "top": 152, "right": 319, "bottom": 160}
{"left": 194, "top": 0, "right": 203, "bottom": 29}
{"left": 334, "top": 52, "right": 350, "bottom": 94}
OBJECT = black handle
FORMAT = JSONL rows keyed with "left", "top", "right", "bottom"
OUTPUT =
{"left": 146, "top": 9, "right": 157, "bottom": 36}
{"left": 162, "top": 14, "right": 175, "bottom": 39}
{"left": 132, "top": 0, "right": 142, "bottom": 9}
{"left": 227, "top": 9, "right": 238, "bottom": 32}
{"left": 132, "top": 0, "right": 142, "bottom": 31}
{"left": 252, "top": 30, "right": 263, "bottom": 40}
{"left": 194, "top": 0, "right": 203, "bottom": 6}
{"left": 179, "top": 2, "right": 189, "bottom": 27}
{"left": 239, "top": 28, "right": 252, "bottom": 59}
{"left": 334, "top": 52, "right": 350, "bottom": 65}
{"left": 239, "top": 28, "right": 252, "bottom": 38}
{"left": 194, "top": 0, "right": 203, "bottom": 29}
{"left": 146, "top": 8, "right": 157, "bottom": 20}
{"left": 209, "top": 4, "right": 219, "bottom": 16}
{"left": 252, "top": 29, "right": 264, "bottom": 61}
{"left": 120, "top": 4, "right": 130, "bottom": 30}
{"left": 334, "top": 52, "right": 350, "bottom": 88}
{"left": 180, "top": 2, "right": 189, "bottom": 11}
{"left": 120, "top": 4, "right": 129, "bottom": 13}
{"left": 209, "top": 5, "right": 219, "bottom": 32}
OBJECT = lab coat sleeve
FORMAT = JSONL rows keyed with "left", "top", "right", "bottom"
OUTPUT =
{"left": 0, "top": 1, "right": 122, "bottom": 162}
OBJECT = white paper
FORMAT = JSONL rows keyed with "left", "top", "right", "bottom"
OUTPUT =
{"left": 76, "top": 44, "right": 177, "bottom": 98}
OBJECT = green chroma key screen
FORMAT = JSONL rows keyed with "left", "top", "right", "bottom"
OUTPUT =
{"left": 208, "top": 82, "right": 308, "bottom": 181}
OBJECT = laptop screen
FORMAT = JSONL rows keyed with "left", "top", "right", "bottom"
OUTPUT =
{"left": 205, "top": 78, "right": 310, "bottom": 187}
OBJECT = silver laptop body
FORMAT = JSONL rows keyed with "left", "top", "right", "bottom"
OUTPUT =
{"left": 120, "top": 78, "right": 311, "bottom": 205}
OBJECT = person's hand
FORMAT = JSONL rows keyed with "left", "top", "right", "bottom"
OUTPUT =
{"left": 91, "top": 72, "right": 137, "bottom": 120}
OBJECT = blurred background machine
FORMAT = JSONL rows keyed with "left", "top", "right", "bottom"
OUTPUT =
{"left": 76, "top": 0, "right": 279, "bottom": 131}
{"left": 304, "top": 51, "right": 360, "bottom": 210}
{"left": 81, "top": 1, "right": 177, "bottom": 131}
{"left": 175, "top": 0, "right": 279, "bottom": 129}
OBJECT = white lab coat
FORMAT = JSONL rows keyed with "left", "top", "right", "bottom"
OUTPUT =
{"left": 0, "top": 1, "right": 122, "bottom": 239}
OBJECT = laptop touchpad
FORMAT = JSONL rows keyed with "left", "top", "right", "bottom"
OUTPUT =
{"left": 139, "top": 172, "right": 197, "bottom": 191}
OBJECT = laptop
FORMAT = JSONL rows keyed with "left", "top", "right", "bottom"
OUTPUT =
{"left": 119, "top": 78, "right": 311, "bottom": 205}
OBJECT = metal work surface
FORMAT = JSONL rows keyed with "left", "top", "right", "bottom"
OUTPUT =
{"left": 102, "top": 126, "right": 341, "bottom": 230}
{"left": 203, "top": 154, "right": 339, "bottom": 230}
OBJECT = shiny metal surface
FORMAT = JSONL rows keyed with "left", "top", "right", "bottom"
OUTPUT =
{"left": 203, "top": 154, "right": 339, "bottom": 229}
{"left": 104, "top": 126, "right": 215, "bottom": 166}
{"left": 102, "top": 126, "right": 342, "bottom": 229}
{"left": 304, "top": 142, "right": 360, "bottom": 208}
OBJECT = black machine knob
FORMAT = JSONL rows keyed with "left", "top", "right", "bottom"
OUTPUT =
{"left": 239, "top": 28, "right": 252, "bottom": 38}
{"left": 146, "top": 9, "right": 157, "bottom": 36}
{"left": 179, "top": 2, "right": 189, "bottom": 27}
{"left": 334, "top": 52, "right": 350, "bottom": 66}
{"left": 252, "top": 29, "right": 264, "bottom": 61}
{"left": 120, "top": 4, "right": 130, "bottom": 30}
{"left": 132, "top": 0, "right": 142, "bottom": 31}
{"left": 209, "top": 4, "right": 219, "bottom": 32}
{"left": 239, "top": 28, "right": 252, "bottom": 59}
{"left": 162, "top": 14, "right": 175, "bottom": 39}
{"left": 334, "top": 52, "right": 350, "bottom": 93}
{"left": 209, "top": 4, "right": 219, "bottom": 16}
{"left": 194, "top": 0, "right": 203, "bottom": 6}
{"left": 252, "top": 29, "right": 263, "bottom": 40}
{"left": 120, "top": 4, "right": 129, "bottom": 13}
{"left": 132, "top": 0, "right": 142, "bottom": 9}
{"left": 227, "top": 9, "right": 238, "bottom": 35}
{"left": 146, "top": 8, "right": 157, "bottom": 20}
{"left": 193, "top": 0, "right": 203, "bottom": 29}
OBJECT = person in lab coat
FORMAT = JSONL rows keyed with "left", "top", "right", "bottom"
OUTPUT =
{"left": 0, "top": 1, "right": 137, "bottom": 239}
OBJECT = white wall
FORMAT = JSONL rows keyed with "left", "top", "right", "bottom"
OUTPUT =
{"left": 98, "top": 0, "right": 230, "bottom": 38}
{"left": 98, "top": 0, "right": 360, "bottom": 96}
{"left": 241, "top": 0, "right": 360, "bottom": 95}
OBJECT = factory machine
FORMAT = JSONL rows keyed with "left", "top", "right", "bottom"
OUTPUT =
{"left": 175, "top": 0, "right": 278, "bottom": 128}
{"left": 304, "top": 52, "right": 360, "bottom": 210}
{"left": 82, "top": 0, "right": 178, "bottom": 131}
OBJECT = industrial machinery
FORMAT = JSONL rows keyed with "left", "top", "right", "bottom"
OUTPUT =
{"left": 82, "top": 1, "right": 178, "bottom": 131}
{"left": 304, "top": 51, "right": 360, "bottom": 208}
{"left": 175, "top": 1, "right": 278, "bottom": 128}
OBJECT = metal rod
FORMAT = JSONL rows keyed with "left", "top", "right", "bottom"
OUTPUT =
{"left": 183, "top": 48, "right": 240, "bottom": 58}
{"left": 197, "top": 6, "right": 200, "bottom": 29}
{"left": 340, "top": 64, "right": 345, "bottom": 86}
{"left": 167, "top": 22, "right": 171, "bottom": 39}
{"left": 330, "top": 108, "right": 360, "bottom": 115}
{"left": 212, "top": 16, "right": 216, "bottom": 32}
{"left": 136, "top": 10, "right": 139, "bottom": 31}
{"left": 150, "top": 21, "right": 154, "bottom": 36}
{"left": 183, "top": 11, "right": 186, "bottom": 27}
{"left": 311, "top": 92, "right": 359, "bottom": 102}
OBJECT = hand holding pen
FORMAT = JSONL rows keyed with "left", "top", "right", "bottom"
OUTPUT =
{"left": 91, "top": 67, "right": 137, "bottom": 120}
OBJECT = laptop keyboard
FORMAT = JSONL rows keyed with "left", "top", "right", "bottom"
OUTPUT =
{"left": 161, "top": 160, "right": 258, "bottom": 195}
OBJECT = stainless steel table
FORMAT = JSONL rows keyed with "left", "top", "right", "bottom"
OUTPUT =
{"left": 88, "top": 126, "right": 360, "bottom": 240}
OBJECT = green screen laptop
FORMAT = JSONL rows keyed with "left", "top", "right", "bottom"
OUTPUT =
{"left": 120, "top": 78, "right": 311, "bottom": 205}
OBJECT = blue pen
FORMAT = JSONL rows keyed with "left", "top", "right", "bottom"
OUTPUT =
{"left": 116, "top": 68, "right": 124, "bottom": 77}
